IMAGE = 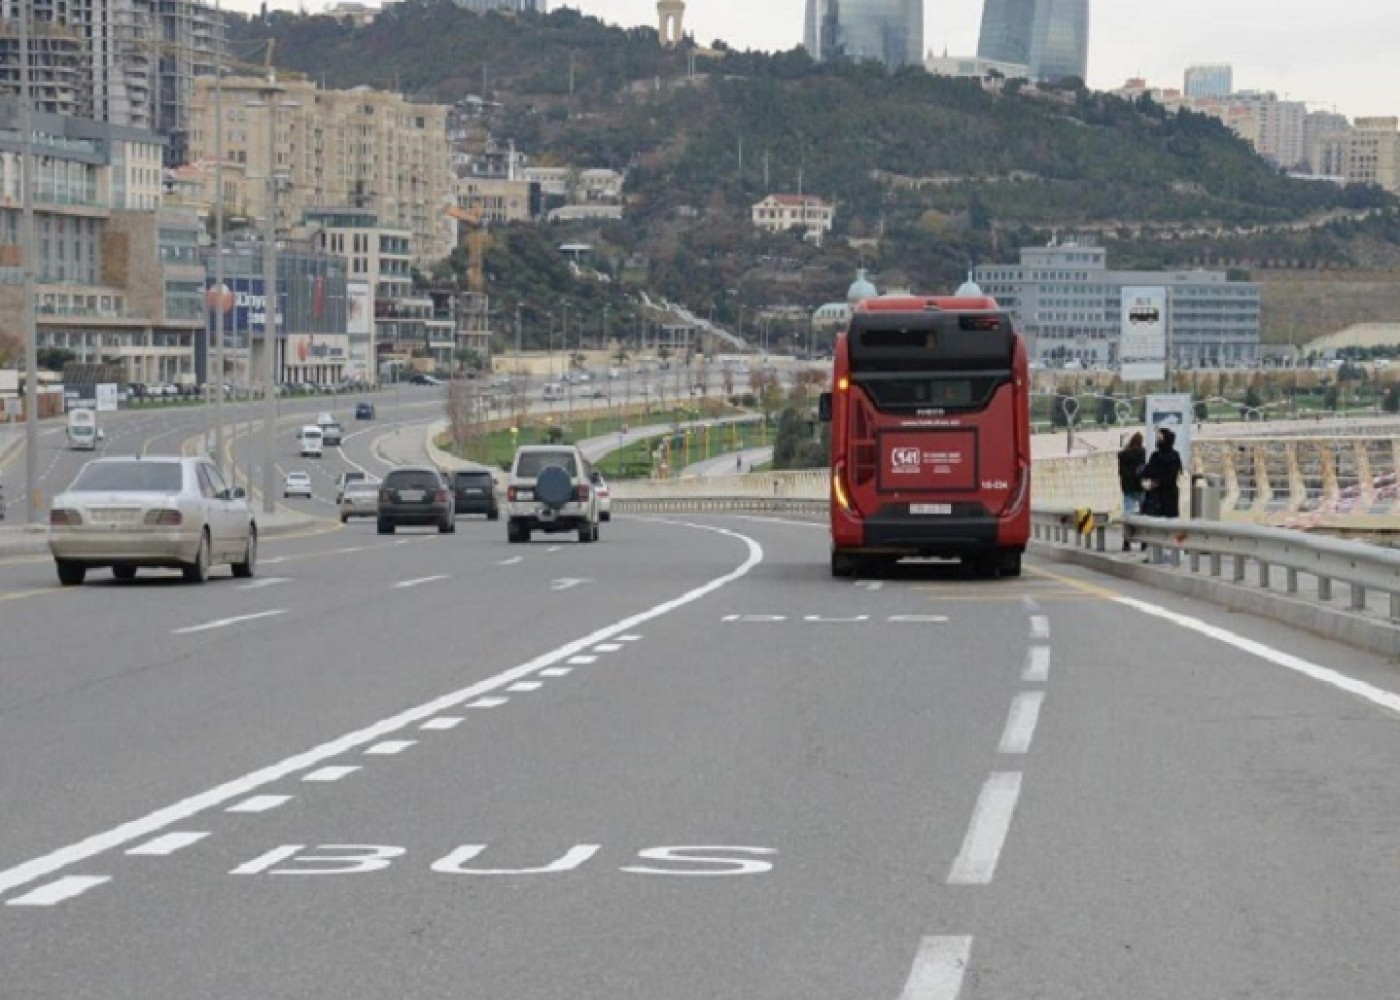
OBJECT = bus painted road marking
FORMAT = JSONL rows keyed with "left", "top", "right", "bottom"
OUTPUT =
{"left": 948, "top": 772, "right": 1023, "bottom": 885}
{"left": 897, "top": 936, "right": 973, "bottom": 1000}
{"left": 126, "top": 832, "right": 209, "bottom": 856}
{"left": 998, "top": 692, "right": 1045, "bottom": 755}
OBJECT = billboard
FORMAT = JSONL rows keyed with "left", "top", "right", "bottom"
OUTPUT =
{"left": 1120, "top": 286, "right": 1167, "bottom": 382}
{"left": 285, "top": 334, "right": 349, "bottom": 365}
{"left": 0, "top": 370, "right": 17, "bottom": 394}
{"left": 347, "top": 282, "right": 372, "bottom": 337}
{"left": 1145, "top": 393, "right": 1193, "bottom": 482}
{"left": 95, "top": 383, "right": 119, "bottom": 412}
{"left": 206, "top": 277, "right": 281, "bottom": 344}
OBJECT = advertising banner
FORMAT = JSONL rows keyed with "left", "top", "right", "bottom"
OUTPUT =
{"left": 95, "top": 383, "right": 119, "bottom": 412}
{"left": 285, "top": 334, "right": 350, "bottom": 365}
{"left": 347, "top": 282, "right": 372, "bottom": 337}
{"left": 1121, "top": 287, "right": 1168, "bottom": 382}
{"left": 1145, "top": 393, "right": 1193, "bottom": 479}
{"left": 206, "top": 277, "right": 282, "bottom": 343}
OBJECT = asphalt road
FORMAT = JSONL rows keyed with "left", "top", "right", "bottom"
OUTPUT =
{"left": 4, "top": 508, "right": 1400, "bottom": 997}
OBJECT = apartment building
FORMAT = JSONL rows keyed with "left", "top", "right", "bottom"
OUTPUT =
{"left": 1343, "top": 118, "right": 1400, "bottom": 194}
{"left": 188, "top": 76, "right": 454, "bottom": 266}
{"left": 0, "top": 0, "right": 223, "bottom": 164}
{"left": 0, "top": 100, "right": 206, "bottom": 385}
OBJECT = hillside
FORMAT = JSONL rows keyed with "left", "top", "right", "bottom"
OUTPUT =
{"left": 231, "top": 1, "right": 1400, "bottom": 347}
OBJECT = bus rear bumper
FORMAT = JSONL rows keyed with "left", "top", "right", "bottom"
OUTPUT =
{"left": 835, "top": 512, "right": 1026, "bottom": 558}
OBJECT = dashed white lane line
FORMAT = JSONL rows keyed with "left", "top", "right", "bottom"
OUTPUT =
{"left": 0, "top": 522, "right": 764, "bottom": 902}
{"left": 567, "top": 655, "right": 598, "bottom": 665}
{"left": 392, "top": 575, "right": 449, "bottom": 590}
{"left": 618, "top": 635, "right": 643, "bottom": 642}
{"left": 539, "top": 667, "right": 573, "bottom": 677}
{"left": 498, "top": 556, "right": 524, "bottom": 566}
{"left": 467, "top": 696, "right": 509, "bottom": 709}
{"left": 172, "top": 609, "right": 288, "bottom": 635}
{"left": 226, "top": 795, "right": 293, "bottom": 814}
{"left": 236, "top": 577, "right": 291, "bottom": 591}
{"left": 364, "top": 740, "right": 416, "bottom": 755}
{"left": 420, "top": 717, "right": 463, "bottom": 731}
{"left": 897, "top": 936, "right": 973, "bottom": 1000}
{"left": 947, "top": 772, "right": 1023, "bottom": 886}
{"left": 261, "top": 556, "right": 288, "bottom": 566}
{"left": 547, "top": 546, "right": 562, "bottom": 553}
{"left": 856, "top": 580, "right": 883, "bottom": 591}
{"left": 593, "top": 643, "right": 624, "bottom": 653}
{"left": 1029, "top": 615, "right": 1050, "bottom": 640}
{"left": 997, "top": 692, "right": 1046, "bottom": 755}
{"left": 303, "top": 766, "right": 361, "bottom": 783}
{"left": 125, "top": 832, "right": 209, "bottom": 857}
{"left": 5, "top": 876, "right": 111, "bottom": 908}
{"left": 507, "top": 681, "right": 543, "bottom": 693}
{"left": 1023, "top": 646, "right": 1051, "bottom": 683}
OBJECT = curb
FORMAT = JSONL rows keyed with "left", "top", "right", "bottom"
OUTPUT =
{"left": 1031, "top": 541, "right": 1400, "bottom": 659}
{"left": 0, "top": 528, "right": 51, "bottom": 556}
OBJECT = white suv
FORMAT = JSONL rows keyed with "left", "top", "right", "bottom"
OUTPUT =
{"left": 506, "top": 445, "right": 600, "bottom": 544}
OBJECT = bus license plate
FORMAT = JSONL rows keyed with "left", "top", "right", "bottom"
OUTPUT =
{"left": 911, "top": 504, "right": 952, "bottom": 516}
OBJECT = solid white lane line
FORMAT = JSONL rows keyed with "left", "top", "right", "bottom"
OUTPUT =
{"left": 126, "top": 832, "right": 209, "bottom": 857}
{"left": 1029, "top": 615, "right": 1050, "bottom": 640}
{"left": 364, "top": 740, "right": 416, "bottom": 755}
{"left": 498, "top": 556, "right": 524, "bottom": 566}
{"left": 392, "top": 575, "right": 449, "bottom": 590}
{"left": 948, "top": 772, "right": 1023, "bottom": 885}
{"left": 302, "top": 766, "right": 360, "bottom": 782}
{"left": 0, "top": 523, "right": 764, "bottom": 901}
{"left": 1117, "top": 595, "right": 1400, "bottom": 717}
{"left": 897, "top": 936, "right": 974, "bottom": 1000}
{"left": 236, "top": 577, "right": 290, "bottom": 591}
{"left": 5, "top": 876, "right": 111, "bottom": 908}
{"left": 539, "top": 667, "right": 573, "bottom": 677}
{"left": 593, "top": 643, "right": 624, "bottom": 653}
{"left": 1023, "top": 646, "right": 1051, "bottom": 683}
{"left": 226, "top": 795, "right": 292, "bottom": 814}
{"left": 567, "top": 655, "right": 598, "bottom": 665}
{"left": 998, "top": 692, "right": 1046, "bottom": 755}
{"left": 467, "top": 697, "right": 509, "bottom": 709}
{"left": 507, "top": 681, "right": 543, "bottom": 692}
{"left": 420, "top": 717, "right": 463, "bottom": 731}
{"left": 172, "top": 609, "right": 288, "bottom": 635}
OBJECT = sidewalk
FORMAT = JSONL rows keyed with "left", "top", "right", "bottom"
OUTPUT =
{"left": 681, "top": 446, "right": 774, "bottom": 479}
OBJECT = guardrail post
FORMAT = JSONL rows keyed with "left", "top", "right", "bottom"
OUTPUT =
{"left": 1189, "top": 550, "right": 1201, "bottom": 573}
{"left": 1095, "top": 521, "right": 1106, "bottom": 552}
{"left": 1351, "top": 584, "right": 1367, "bottom": 613}
{"left": 1391, "top": 592, "right": 1400, "bottom": 621}
{"left": 1286, "top": 568, "right": 1299, "bottom": 594}
{"left": 1209, "top": 553, "right": 1222, "bottom": 577}
{"left": 1318, "top": 577, "right": 1333, "bottom": 602}
{"left": 1232, "top": 555, "right": 1246, "bottom": 583}
{"left": 1258, "top": 561, "right": 1271, "bottom": 588}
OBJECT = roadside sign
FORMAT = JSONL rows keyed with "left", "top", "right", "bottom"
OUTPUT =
{"left": 1121, "top": 287, "right": 1168, "bottom": 382}
{"left": 96, "top": 383, "right": 119, "bottom": 412}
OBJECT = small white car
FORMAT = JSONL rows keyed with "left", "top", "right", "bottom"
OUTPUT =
{"left": 298, "top": 425, "right": 324, "bottom": 458}
{"left": 284, "top": 471, "right": 313, "bottom": 499}
{"left": 591, "top": 470, "right": 612, "bottom": 522}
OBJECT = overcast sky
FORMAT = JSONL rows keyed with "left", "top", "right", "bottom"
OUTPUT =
{"left": 241, "top": 2, "right": 1397, "bottom": 119}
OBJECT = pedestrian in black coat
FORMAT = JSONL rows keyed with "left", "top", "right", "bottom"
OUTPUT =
{"left": 1140, "top": 426, "right": 1183, "bottom": 519}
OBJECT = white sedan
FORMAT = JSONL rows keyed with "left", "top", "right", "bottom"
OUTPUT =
{"left": 284, "top": 471, "right": 314, "bottom": 499}
{"left": 48, "top": 456, "right": 257, "bottom": 585}
{"left": 591, "top": 471, "right": 613, "bottom": 522}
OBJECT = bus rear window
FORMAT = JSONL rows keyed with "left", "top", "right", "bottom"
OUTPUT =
{"left": 855, "top": 374, "right": 1008, "bottom": 411}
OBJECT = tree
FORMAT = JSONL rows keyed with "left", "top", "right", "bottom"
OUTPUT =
{"left": 445, "top": 376, "right": 485, "bottom": 457}
{"left": 0, "top": 330, "right": 22, "bottom": 368}
{"left": 36, "top": 347, "right": 74, "bottom": 371}
{"left": 1383, "top": 385, "right": 1400, "bottom": 414}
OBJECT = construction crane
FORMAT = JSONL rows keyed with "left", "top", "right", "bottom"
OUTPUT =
{"left": 445, "top": 204, "right": 490, "bottom": 295}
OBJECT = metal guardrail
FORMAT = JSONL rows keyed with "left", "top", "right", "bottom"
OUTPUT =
{"left": 614, "top": 497, "right": 828, "bottom": 516}
{"left": 1124, "top": 515, "right": 1400, "bottom": 619}
{"left": 1030, "top": 507, "right": 1112, "bottom": 553}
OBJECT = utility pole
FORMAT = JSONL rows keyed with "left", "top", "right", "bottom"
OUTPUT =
{"left": 212, "top": 0, "right": 227, "bottom": 476}
{"left": 515, "top": 303, "right": 522, "bottom": 361}
{"left": 257, "top": 84, "right": 285, "bottom": 515}
{"left": 19, "top": 2, "right": 39, "bottom": 523}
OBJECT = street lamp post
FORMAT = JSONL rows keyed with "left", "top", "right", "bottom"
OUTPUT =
{"left": 18, "top": 3, "right": 40, "bottom": 523}
{"left": 212, "top": 0, "right": 227, "bottom": 476}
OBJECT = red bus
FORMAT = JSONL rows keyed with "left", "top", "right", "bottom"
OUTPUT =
{"left": 819, "top": 295, "right": 1031, "bottom": 578}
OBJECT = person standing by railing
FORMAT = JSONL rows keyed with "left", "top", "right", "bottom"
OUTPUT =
{"left": 1141, "top": 427, "right": 1184, "bottom": 519}
{"left": 1117, "top": 431, "right": 1146, "bottom": 551}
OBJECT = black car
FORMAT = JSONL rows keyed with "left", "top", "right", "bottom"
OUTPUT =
{"left": 451, "top": 469, "right": 499, "bottom": 520}
{"left": 355, "top": 401, "right": 376, "bottom": 420}
{"left": 377, "top": 467, "right": 455, "bottom": 535}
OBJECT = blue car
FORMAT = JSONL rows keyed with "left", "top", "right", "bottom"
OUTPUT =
{"left": 355, "top": 401, "right": 376, "bottom": 420}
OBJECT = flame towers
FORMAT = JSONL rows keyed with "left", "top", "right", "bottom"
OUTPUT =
{"left": 977, "top": 0, "right": 1089, "bottom": 84}
{"left": 803, "top": 0, "right": 924, "bottom": 70}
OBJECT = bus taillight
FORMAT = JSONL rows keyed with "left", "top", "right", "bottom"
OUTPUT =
{"left": 832, "top": 461, "right": 853, "bottom": 513}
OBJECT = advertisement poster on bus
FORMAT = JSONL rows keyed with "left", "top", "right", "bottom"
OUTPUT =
{"left": 1120, "top": 287, "right": 1168, "bottom": 383}
{"left": 1145, "top": 393, "right": 1193, "bottom": 478}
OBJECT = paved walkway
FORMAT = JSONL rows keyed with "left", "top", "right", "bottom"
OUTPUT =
{"left": 680, "top": 447, "right": 774, "bottom": 479}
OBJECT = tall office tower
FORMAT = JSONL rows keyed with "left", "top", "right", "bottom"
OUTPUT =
{"left": 803, "top": 0, "right": 924, "bottom": 70}
{"left": 1184, "top": 64, "right": 1233, "bottom": 100}
{"left": 978, "top": 0, "right": 1089, "bottom": 83}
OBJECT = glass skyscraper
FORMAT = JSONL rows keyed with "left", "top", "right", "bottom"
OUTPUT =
{"left": 977, "top": 0, "right": 1089, "bottom": 83}
{"left": 803, "top": 0, "right": 924, "bottom": 70}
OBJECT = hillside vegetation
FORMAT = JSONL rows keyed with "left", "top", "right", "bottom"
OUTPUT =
{"left": 232, "top": 1, "right": 1400, "bottom": 346}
